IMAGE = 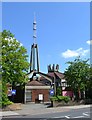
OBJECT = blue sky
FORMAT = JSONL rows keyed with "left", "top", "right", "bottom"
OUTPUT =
{"left": 2, "top": 2, "right": 90, "bottom": 73}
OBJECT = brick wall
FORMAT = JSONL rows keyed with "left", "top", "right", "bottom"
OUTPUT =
{"left": 31, "top": 89, "right": 50, "bottom": 102}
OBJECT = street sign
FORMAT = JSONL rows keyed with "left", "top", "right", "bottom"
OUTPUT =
{"left": 50, "top": 89, "right": 54, "bottom": 96}
{"left": 12, "top": 89, "right": 16, "bottom": 95}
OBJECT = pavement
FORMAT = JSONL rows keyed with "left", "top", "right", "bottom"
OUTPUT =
{"left": 0, "top": 103, "right": 91, "bottom": 117}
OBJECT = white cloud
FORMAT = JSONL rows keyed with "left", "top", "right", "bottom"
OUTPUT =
{"left": 62, "top": 48, "right": 89, "bottom": 58}
{"left": 86, "top": 40, "right": 92, "bottom": 45}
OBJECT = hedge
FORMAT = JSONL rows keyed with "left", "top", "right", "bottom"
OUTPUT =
{"left": 50, "top": 96, "right": 70, "bottom": 103}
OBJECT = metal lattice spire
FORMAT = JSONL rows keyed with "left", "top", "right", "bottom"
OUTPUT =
{"left": 30, "top": 13, "right": 39, "bottom": 73}
{"left": 33, "top": 12, "right": 36, "bottom": 44}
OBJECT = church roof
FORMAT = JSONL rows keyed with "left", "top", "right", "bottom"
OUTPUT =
{"left": 40, "top": 71, "right": 64, "bottom": 81}
{"left": 54, "top": 71, "right": 64, "bottom": 79}
{"left": 26, "top": 80, "right": 46, "bottom": 86}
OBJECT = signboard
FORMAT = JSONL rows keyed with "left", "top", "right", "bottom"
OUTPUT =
{"left": 39, "top": 94, "right": 43, "bottom": 100}
{"left": 12, "top": 89, "right": 16, "bottom": 95}
{"left": 50, "top": 89, "right": 54, "bottom": 96}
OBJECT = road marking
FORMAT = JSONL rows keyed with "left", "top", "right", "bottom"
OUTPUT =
{"left": 53, "top": 115, "right": 70, "bottom": 119}
{"left": 65, "top": 115, "right": 70, "bottom": 119}
{"left": 0, "top": 111, "right": 19, "bottom": 117}
{"left": 53, "top": 116, "right": 65, "bottom": 118}
{"left": 83, "top": 113, "right": 90, "bottom": 116}
{"left": 72, "top": 116, "right": 84, "bottom": 118}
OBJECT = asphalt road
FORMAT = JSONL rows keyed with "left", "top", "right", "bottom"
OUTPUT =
{"left": 2, "top": 107, "right": 91, "bottom": 120}
{"left": 23, "top": 107, "right": 91, "bottom": 119}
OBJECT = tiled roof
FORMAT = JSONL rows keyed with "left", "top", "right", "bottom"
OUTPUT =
{"left": 47, "top": 72, "right": 64, "bottom": 79}
{"left": 40, "top": 71, "right": 64, "bottom": 81}
{"left": 47, "top": 72, "right": 55, "bottom": 77}
{"left": 54, "top": 71, "right": 64, "bottom": 79}
{"left": 26, "top": 80, "right": 46, "bottom": 86}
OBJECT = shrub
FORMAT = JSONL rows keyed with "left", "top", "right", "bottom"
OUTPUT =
{"left": 2, "top": 92, "right": 13, "bottom": 107}
{"left": 1, "top": 84, "right": 13, "bottom": 108}
{"left": 50, "top": 96, "right": 58, "bottom": 101}
{"left": 50, "top": 96, "right": 70, "bottom": 103}
{"left": 63, "top": 96, "right": 71, "bottom": 103}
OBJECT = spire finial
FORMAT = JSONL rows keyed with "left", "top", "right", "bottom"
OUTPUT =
{"left": 34, "top": 12, "right": 36, "bottom": 22}
{"left": 33, "top": 12, "right": 36, "bottom": 44}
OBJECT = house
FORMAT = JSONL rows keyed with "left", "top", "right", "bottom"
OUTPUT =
{"left": 7, "top": 64, "right": 73, "bottom": 104}
{"left": 25, "top": 79, "right": 50, "bottom": 103}
{"left": 39, "top": 64, "right": 73, "bottom": 98}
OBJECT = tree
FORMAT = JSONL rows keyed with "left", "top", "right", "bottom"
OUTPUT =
{"left": 85, "top": 66, "right": 92, "bottom": 99}
{"left": 89, "top": 66, "right": 92, "bottom": 88}
{"left": 64, "top": 57, "right": 90, "bottom": 100}
{"left": 56, "top": 86, "right": 62, "bottom": 96}
{"left": 1, "top": 30, "right": 29, "bottom": 106}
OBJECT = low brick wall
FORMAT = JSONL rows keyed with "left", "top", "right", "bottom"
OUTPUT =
{"left": 52, "top": 101, "right": 70, "bottom": 107}
{"left": 51, "top": 100, "right": 85, "bottom": 107}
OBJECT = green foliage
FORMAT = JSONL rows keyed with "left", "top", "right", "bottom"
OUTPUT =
{"left": 50, "top": 96, "right": 70, "bottom": 103}
{"left": 2, "top": 30, "right": 29, "bottom": 85}
{"left": 1, "top": 30, "right": 29, "bottom": 106}
{"left": 89, "top": 67, "right": 92, "bottom": 88}
{"left": 57, "top": 96, "right": 70, "bottom": 103}
{"left": 50, "top": 96, "right": 58, "bottom": 101}
{"left": 64, "top": 57, "right": 90, "bottom": 90}
{"left": 56, "top": 87, "right": 62, "bottom": 96}
{"left": 2, "top": 92, "right": 13, "bottom": 107}
{"left": 0, "top": 83, "right": 1, "bottom": 106}
{"left": 64, "top": 57, "right": 90, "bottom": 99}
{"left": 0, "top": 81, "right": 13, "bottom": 107}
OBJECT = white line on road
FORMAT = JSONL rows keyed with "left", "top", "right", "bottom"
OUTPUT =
{"left": 53, "top": 115, "right": 70, "bottom": 119}
{"left": 65, "top": 115, "right": 70, "bottom": 119}
{"left": 53, "top": 116, "right": 65, "bottom": 118}
{"left": 83, "top": 112, "right": 90, "bottom": 116}
{"left": 0, "top": 111, "right": 19, "bottom": 117}
{"left": 72, "top": 116, "right": 84, "bottom": 118}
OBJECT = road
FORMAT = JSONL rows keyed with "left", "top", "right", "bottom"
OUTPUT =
{"left": 2, "top": 105, "right": 91, "bottom": 120}
{"left": 30, "top": 107, "right": 90, "bottom": 119}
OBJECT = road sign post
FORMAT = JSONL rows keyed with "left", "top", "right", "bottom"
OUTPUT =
{"left": 50, "top": 89, "right": 54, "bottom": 96}
{"left": 12, "top": 89, "right": 16, "bottom": 102}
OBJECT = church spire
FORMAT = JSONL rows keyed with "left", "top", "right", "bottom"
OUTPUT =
{"left": 33, "top": 12, "right": 36, "bottom": 44}
{"left": 30, "top": 13, "right": 39, "bottom": 73}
